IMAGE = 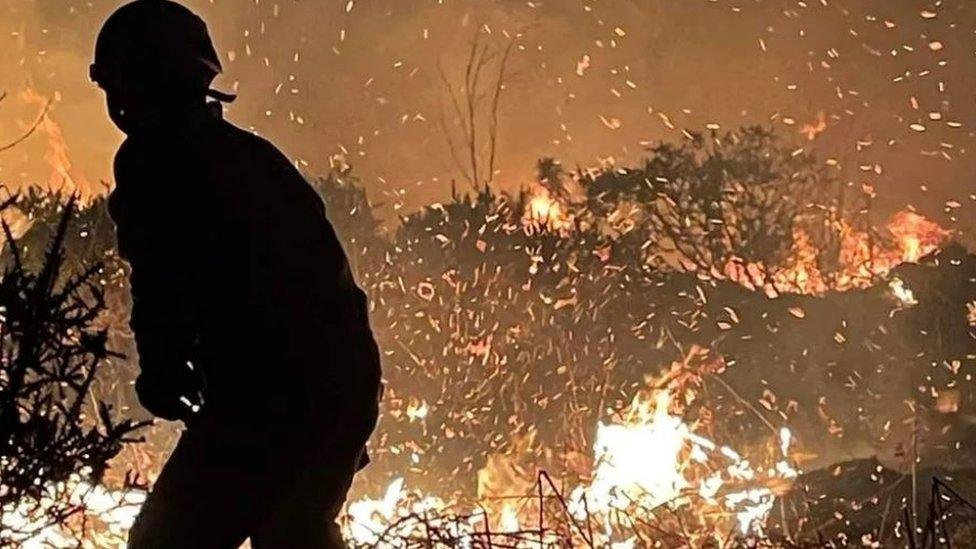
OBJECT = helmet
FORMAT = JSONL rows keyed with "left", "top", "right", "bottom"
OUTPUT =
{"left": 91, "top": 0, "right": 235, "bottom": 102}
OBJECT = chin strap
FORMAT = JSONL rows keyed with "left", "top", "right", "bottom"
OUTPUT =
{"left": 206, "top": 88, "right": 237, "bottom": 103}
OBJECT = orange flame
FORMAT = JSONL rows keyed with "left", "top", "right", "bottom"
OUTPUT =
{"left": 522, "top": 185, "right": 573, "bottom": 232}
{"left": 887, "top": 210, "right": 948, "bottom": 263}
{"left": 728, "top": 210, "right": 949, "bottom": 296}
{"left": 18, "top": 88, "right": 92, "bottom": 199}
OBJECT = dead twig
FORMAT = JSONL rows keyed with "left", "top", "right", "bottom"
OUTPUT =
{"left": 0, "top": 96, "right": 52, "bottom": 154}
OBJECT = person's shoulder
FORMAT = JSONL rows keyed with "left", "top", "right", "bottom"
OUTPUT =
{"left": 212, "top": 120, "right": 322, "bottom": 209}
{"left": 212, "top": 120, "right": 289, "bottom": 166}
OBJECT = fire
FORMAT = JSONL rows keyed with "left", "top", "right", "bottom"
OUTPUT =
{"left": 341, "top": 387, "right": 798, "bottom": 547}
{"left": 345, "top": 478, "right": 417, "bottom": 546}
{"left": 1, "top": 477, "right": 143, "bottom": 549}
{"left": 576, "top": 391, "right": 690, "bottom": 512}
{"left": 497, "top": 502, "right": 521, "bottom": 533}
{"left": 889, "top": 276, "right": 917, "bottom": 307}
{"left": 728, "top": 210, "right": 949, "bottom": 296}
{"left": 887, "top": 210, "right": 948, "bottom": 263}
{"left": 523, "top": 186, "right": 573, "bottom": 231}
{"left": 566, "top": 390, "right": 796, "bottom": 542}
{"left": 341, "top": 479, "right": 472, "bottom": 547}
{"left": 772, "top": 226, "right": 827, "bottom": 294}
{"left": 17, "top": 88, "right": 92, "bottom": 199}
{"left": 11, "top": 387, "right": 797, "bottom": 547}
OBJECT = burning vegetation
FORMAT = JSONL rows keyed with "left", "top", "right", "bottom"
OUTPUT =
{"left": 2, "top": 124, "right": 976, "bottom": 547}
{"left": 0, "top": 198, "right": 146, "bottom": 547}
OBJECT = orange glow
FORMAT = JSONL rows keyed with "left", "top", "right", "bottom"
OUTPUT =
{"left": 18, "top": 88, "right": 93, "bottom": 200}
{"left": 887, "top": 210, "right": 948, "bottom": 263}
{"left": 341, "top": 349, "right": 799, "bottom": 546}
{"left": 728, "top": 210, "right": 949, "bottom": 296}
{"left": 523, "top": 185, "right": 573, "bottom": 231}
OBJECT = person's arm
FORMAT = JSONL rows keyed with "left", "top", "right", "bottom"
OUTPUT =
{"left": 111, "top": 143, "right": 203, "bottom": 421}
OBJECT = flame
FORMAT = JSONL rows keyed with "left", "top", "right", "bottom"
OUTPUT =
{"left": 773, "top": 227, "right": 827, "bottom": 294}
{"left": 18, "top": 88, "right": 92, "bottom": 199}
{"left": 339, "top": 387, "right": 798, "bottom": 546}
{"left": 523, "top": 186, "right": 573, "bottom": 231}
{"left": 12, "top": 146, "right": 949, "bottom": 546}
{"left": 727, "top": 210, "right": 949, "bottom": 296}
{"left": 567, "top": 390, "right": 797, "bottom": 541}
{"left": 16, "top": 360, "right": 801, "bottom": 547}
{"left": 337, "top": 347, "right": 799, "bottom": 545}
{"left": 887, "top": 210, "right": 948, "bottom": 263}
{"left": 345, "top": 478, "right": 409, "bottom": 545}
{"left": 498, "top": 501, "right": 521, "bottom": 533}
{"left": 889, "top": 276, "right": 917, "bottom": 307}
{"left": 579, "top": 391, "right": 690, "bottom": 512}
{"left": 1, "top": 477, "right": 143, "bottom": 548}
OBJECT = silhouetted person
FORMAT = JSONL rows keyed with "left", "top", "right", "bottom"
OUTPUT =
{"left": 90, "top": 2, "right": 382, "bottom": 547}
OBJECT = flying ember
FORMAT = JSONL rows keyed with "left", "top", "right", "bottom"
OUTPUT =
{"left": 3, "top": 1, "right": 976, "bottom": 548}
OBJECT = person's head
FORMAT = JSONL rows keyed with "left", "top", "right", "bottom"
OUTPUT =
{"left": 91, "top": 0, "right": 234, "bottom": 134}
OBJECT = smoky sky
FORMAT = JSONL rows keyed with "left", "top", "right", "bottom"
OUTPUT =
{"left": 2, "top": 0, "right": 975, "bottom": 239}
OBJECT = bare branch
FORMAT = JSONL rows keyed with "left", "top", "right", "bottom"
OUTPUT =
{"left": 438, "top": 106, "right": 472, "bottom": 185}
{"left": 0, "top": 96, "right": 52, "bottom": 154}
{"left": 487, "top": 38, "right": 516, "bottom": 187}
{"left": 436, "top": 57, "right": 475, "bottom": 186}
{"left": 464, "top": 37, "right": 484, "bottom": 188}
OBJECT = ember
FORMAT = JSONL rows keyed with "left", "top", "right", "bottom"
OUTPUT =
{"left": 338, "top": 345, "right": 803, "bottom": 546}
{"left": 342, "top": 385, "right": 798, "bottom": 547}
{"left": 3, "top": 1, "right": 976, "bottom": 547}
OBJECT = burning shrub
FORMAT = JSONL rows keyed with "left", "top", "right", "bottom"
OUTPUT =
{"left": 6, "top": 125, "right": 971, "bottom": 546}
{"left": 0, "top": 197, "right": 146, "bottom": 545}
{"left": 582, "top": 127, "right": 825, "bottom": 271}
{"left": 309, "top": 160, "right": 388, "bottom": 282}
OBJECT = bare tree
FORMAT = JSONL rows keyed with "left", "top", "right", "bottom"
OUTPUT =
{"left": 437, "top": 32, "right": 518, "bottom": 191}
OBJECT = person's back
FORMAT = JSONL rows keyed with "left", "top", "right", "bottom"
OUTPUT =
{"left": 112, "top": 115, "right": 379, "bottom": 422}
{"left": 91, "top": 1, "right": 381, "bottom": 547}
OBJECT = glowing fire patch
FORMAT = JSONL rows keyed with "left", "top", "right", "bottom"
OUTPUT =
{"left": 523, "top": 186, "right": 573, "bottom": 231}
{"left": 342, "top": 390, "right": 798, "bottom": 546}
{"left": 18, "top": 88, "right": 92, "bottom": 198}
{"left": 727, "top": 210, "right": 949, "bottom": 296}
{"left": 576, "top": 391, "right": 690, "bottom": 512}
{"left": 887, "top": 211, "right": 948, "bottom": 263}
{"left": 888, "top": 276, "right": 917, "bottom": 307}
{"left": 1, "top": 478, "right": 143, "bottom": 548}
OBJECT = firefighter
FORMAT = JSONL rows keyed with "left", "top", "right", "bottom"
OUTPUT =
{"left": 90, "top": 1, "right": 382, "bottom": 547}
